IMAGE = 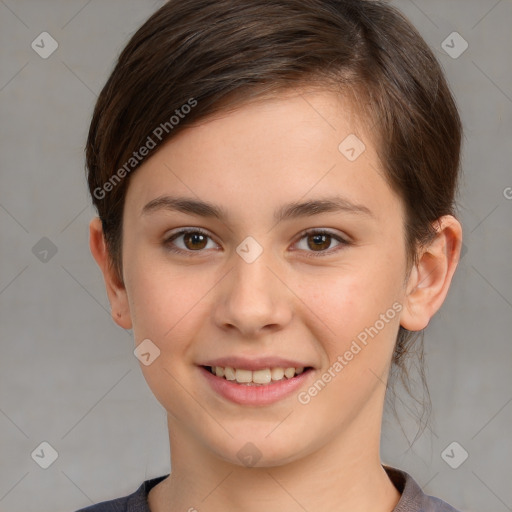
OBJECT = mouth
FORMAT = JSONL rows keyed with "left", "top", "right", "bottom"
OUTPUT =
{"left": 202, "top": 365, "right": 313, "bottom": 385}
{"left": 199, "top": 363, "right": 315, "bottom": 406}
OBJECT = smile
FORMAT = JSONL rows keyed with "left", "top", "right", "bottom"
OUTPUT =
{"left": 199, "top": 365, "right": 314, "bottom": 406}
{"left": 204, "top": 365, "right": 308, "bottom": 385}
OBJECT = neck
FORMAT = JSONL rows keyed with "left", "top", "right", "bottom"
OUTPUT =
{"left": 150, "top": 407, "right": 401, "bottom": 512}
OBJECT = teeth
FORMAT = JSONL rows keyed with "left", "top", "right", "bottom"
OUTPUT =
{"left": 271, "top": 367, "right": 284, "bottom": 380}
{"left": 235, "top": 369, "right": 252, "bottom": 383}
{"left": 224, "top": 367, "right": 236, "bottom": 380}
{"left": 208, "top": 365, "right": 307, "bottom": 385}
{"left": 284, "top": 367, "right": 295, "bottom": 379}
{"left": 253, "top": 369, "right": 272, "bottom": 384}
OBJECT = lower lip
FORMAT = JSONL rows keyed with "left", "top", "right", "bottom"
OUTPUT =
{"left": 199, "top": 366, "right": 313, "bottom": 406}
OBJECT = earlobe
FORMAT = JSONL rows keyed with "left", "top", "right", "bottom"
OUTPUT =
{"left": 400, "top": 215, "right": 462, "bottom": 332}
{"left": 89, "top": 217, "right": 133, "bottom": 330}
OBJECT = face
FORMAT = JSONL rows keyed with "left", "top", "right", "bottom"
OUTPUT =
{"left": 116, "top": 89, "right": 412, "bottom": 466}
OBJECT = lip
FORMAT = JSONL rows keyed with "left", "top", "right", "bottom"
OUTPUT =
{"left": 198, "top": 365, "right": 314, "bottom": 406}
{"left": 198, "top": 356, "right": 311, "bottom": 371}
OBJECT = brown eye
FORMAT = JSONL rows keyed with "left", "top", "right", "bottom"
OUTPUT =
{"left": 164, "top": 229, "right": 217, "bottom": 255}
{"left": 182, "top": 232, "right": 208, "bottom": 250}
{"left": 294, "top": 229, "right": 350, "bottom": 257}
{"left": 164, "top": 228, "right": 350, "bottom": 258}
{"left": 307, "top": 233, "right": 332, "bottom": 251}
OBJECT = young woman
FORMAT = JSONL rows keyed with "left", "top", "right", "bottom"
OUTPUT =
{"left": 79, "top": 0, "right": 464, "bottom": 510}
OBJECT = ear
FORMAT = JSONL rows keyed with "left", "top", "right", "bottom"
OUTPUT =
{"left": 89, "top": 217, "right": 132, "bottom": 329}
{"left": 400, "top": 215, "right": 462, "bottom": 331}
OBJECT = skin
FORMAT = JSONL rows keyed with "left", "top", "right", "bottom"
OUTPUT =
{"left": 90, "top": 88, "right": 462, "bottom": 512}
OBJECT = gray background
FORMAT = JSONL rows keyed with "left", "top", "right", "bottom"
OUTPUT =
{"left": 0, "top": 1, "right": 511, "bottom": 511}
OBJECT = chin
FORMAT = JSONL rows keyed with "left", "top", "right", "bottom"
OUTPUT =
{"left": 208, "top": 431, "right": 310, "bottom": 469}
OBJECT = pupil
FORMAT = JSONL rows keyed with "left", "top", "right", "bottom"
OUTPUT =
{"left": 186, "top": 233, "right": 207, "bottom": 250}
{"left": 309, "top": 234, "right": 329, "bottom": 251}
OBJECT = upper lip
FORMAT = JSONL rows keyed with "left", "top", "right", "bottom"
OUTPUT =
{"left": 198, "top": 356, "right": 312, "bottom": 371}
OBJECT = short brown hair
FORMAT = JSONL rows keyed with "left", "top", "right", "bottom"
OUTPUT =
{"left": 85, "top": 0, "right": 462, "bottom": 419}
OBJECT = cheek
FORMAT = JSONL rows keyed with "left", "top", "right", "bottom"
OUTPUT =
{"left": 299, "top": 270, "right": 402, "bottom": 415}
{"left": 125, "top": 263, "right": 210, "bottom": 409}
{"left": 296, "top": 261, "right": 403, "bottom": 397}
{"left": 300, "top": 262, "right": 400, "bottom": 334}
{"left": 125, "top": 255, "right": 214, "bottom": 348}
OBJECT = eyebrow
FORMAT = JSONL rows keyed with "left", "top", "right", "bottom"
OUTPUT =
{"left": 141, "top": 194, "right": 375, "bottom": 223}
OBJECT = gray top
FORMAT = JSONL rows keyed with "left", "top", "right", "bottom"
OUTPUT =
{"left": 75, "top": 465, "right": 461, "bottom": 512}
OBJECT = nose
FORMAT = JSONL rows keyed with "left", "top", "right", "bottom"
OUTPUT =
{"left": 213, "top": 244, "right": 293, "bottom": 338}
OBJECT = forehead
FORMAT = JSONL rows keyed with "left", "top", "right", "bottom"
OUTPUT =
{"left": 124, "top": 88, "right": 401, "bottom": 226}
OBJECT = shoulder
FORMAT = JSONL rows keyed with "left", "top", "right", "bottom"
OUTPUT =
{"left": 384, "top": 465, "right": 462, "bottom": 512}
{"left": 74, "top": 494, "right": 129, "bottom": 512}
{"left": 73, "top": 475, "right": 169, "bottom": 512}
{"left": 423, "top": 495, "right": 463, "bottom": 512}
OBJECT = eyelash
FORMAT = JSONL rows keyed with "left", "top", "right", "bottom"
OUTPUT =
{"left": 163, "top": 228, "right": 351, "bottom": 258}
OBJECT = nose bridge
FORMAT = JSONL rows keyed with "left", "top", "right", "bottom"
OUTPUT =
{"left": 214, "top": 236, "right": 291, "bottom": 335}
